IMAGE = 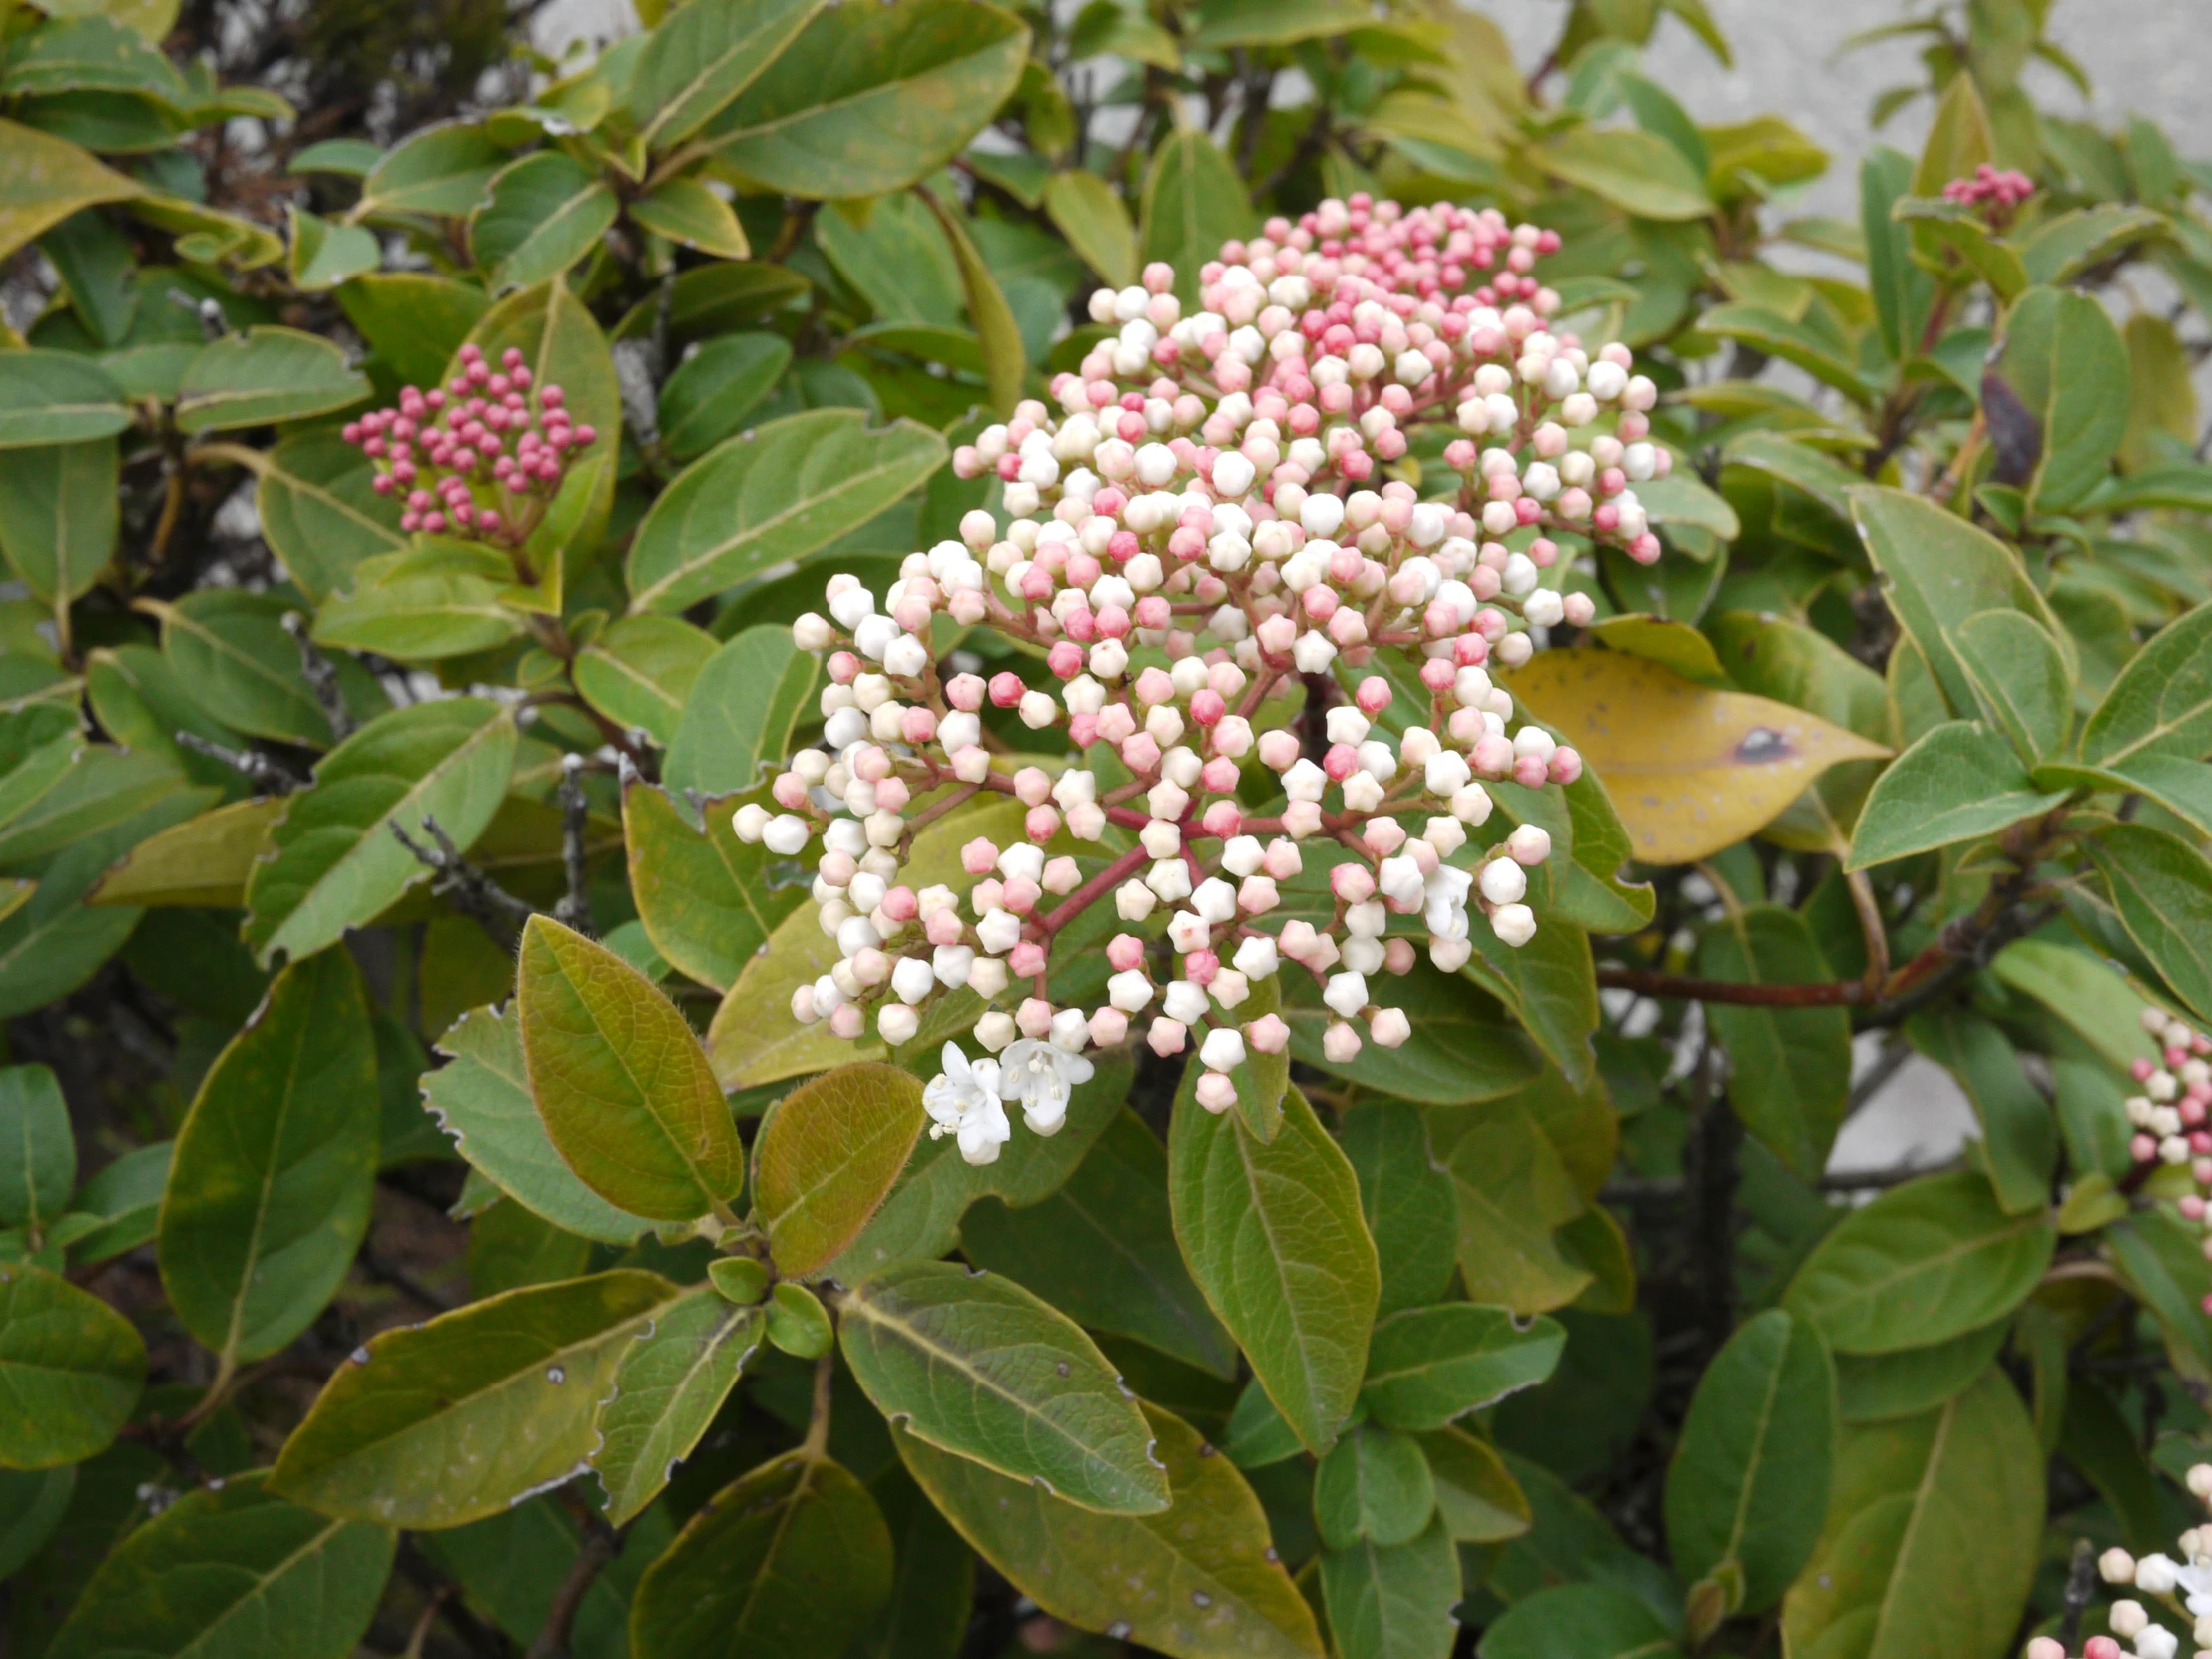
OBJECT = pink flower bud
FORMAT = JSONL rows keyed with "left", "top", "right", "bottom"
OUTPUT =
{"left": 1200, "top": 801, "right": 1242, "bottom": 838}
{"left": 1009, "top": 940, "right": 1048, "bottom": 978}
{"left": 1200, "top": 756, "right": 1240, "bottom": 794}
{"left": 1121, "top": 732, "right": 1161, "bottom": 772}
{"left": 1332, "top": 864, "right": 1376, "bottom": 903}
{"left": 1025, "top": 805, "right": 1061, "bottom": 842}
{"left": 988, "top": 672, "right": 1026, "bottom": 707}
{"left": 1245, "top": 1013, "right": 1289, "bottom": 1053}
{"left": 961, "top": 838, "right": 999, "bottom": 876}
{"left": 1149, "top": 1017, "right": 1187, "bottom": 1057}
{"left": 1356, "top": 676, "right": 1393, "bottom": 715}
{"left": 926, "top": 909, "right": 963, "bottom": 946}
{"left": 1185, "top": 950, "right": 1219, "bottom": 985}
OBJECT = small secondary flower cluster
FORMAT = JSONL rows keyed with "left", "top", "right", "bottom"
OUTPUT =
{"left": 2032, "top": 1488, "right": 2212, "bottom": 1659}
{"left": 2125, "top": 1005, "right": 2212, "bottom": 1304}
{"left": 730, "top": 196, "right": 1661, "bottom": 1165}
{"left": 1942, "top": 163, "right": 2036, "bottom": 215}
{"left": 344, "top": 343, "right": 596, "bottom": 545}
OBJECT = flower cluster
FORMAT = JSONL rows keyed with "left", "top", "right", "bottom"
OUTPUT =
{"left": 731, "top": 195, "right": 1665, "bottom": 1165}
{"left": 343, "top": 343, "right": 596, "bottom": 546}
{"left": 2125, "top": 1005, "right": 2212, "bottom": 1303}
{"left": 1942, "top": 162, "right": 2036, "bottom": 216}
{"left": 2034, "top": 1491, "right": 2212, "bottom": 1659}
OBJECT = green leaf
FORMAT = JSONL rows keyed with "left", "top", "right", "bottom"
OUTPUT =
{"left": 424, "top": 1004, "right": 654, "bottom": 1244}
{"left": 628, "top": 176, "right": 751, "bottom": 258}
{"left": 355, "top": 120, "right": 506, "bottom": 219}
{"left": 655, "top": 332, "right": 790, "bottom": 461}
{"left": 756, "top": 1062, "right": 925, "bottom": 1278}
{"left": 1361, "top": 1305, "right": 1565, "bottom": 1433}
{"left": 1993, "top": 284, "right": 2130, "bottom": 513}
{"left": 627, "top": 411, "right": 945, "bottom": 614}
{"left": 1462, "top": 916, "right": 1599, "bottom": 1089}
{"left": 623, "top": 779, "right": 805, "bottom": 994}
{"left": 0, "top": 1261, "right": 144, "bottom": 1468}
{"left": 2080, "top": 599, "right": 2212, "bottom": 769}
{"left": 663, "top": 624, "right": 818, "bottom": 797}
{"left": 0, "top": 1463, "right": 75, "bottom": 1579}
{"left": 0, "top": 435, "right": 115, "bottom": 605}
{"left": 765, "top": 1280, "right": 833, "bottom": 1358}
{"left": 1782, "top": 1371, "right": 2042, "bottom": 1659}
{"left": 271, "top": 1269, "right": 676, "bottom": 1526}
{"left": 517, "top": 914, "right": 745, "bottom": 1224}
{"left": 1435, "top": 1098, "right": 1592, "bottom": 1315}
{"left": 156, "top": 587, "right": 375, "bottom": 747}
{"left": 840, "top": 1259, "right": 1170, "bottom": 1514}
{"left": 1315, "top": 1422, "right": 1434, "bottom": 1550}
{"left": 2088, "top": 823, "right": 2212, "bottom": 1023}
{"left": 311, "top": 541, "right": 528, "bottom": 662}
{"left": 1317, "top": 1517, "right": 1460, "bottom": 1659}
{"left": 1833, "top": 1321, "right": 2010, "bottom": 1424}
{"left": 1911, "top": 71, "right": 1994, "bottom": 197}
{"left": 1783, "top": 1170, "right": 2055, "bottom": 1355}
{"left": 1169, "top": 1084, "right": 1378, "bottom": 1454}
{"left": 158, "top": 949, "right": 379, "bottom": 1363}
{"left": 1695, "top": 302, "right": 1870, "bottom": 401}
{"left": 1139, "top": 129, "right": 1252, "bottom": 306}
{"left": 0, "top": 1065, "right": 72, "bottom": 1234}
{"left": 1989, "top": 938, "right": 2157, "bottom": 1074}
{"left": 470, "top": 152, "right": 618, "bottom": 290}
{"left": 625, "top": 0, "right": 821, "bottom": 150}
{"left": 896, "top": 1401, "right": 1325, "bottom": 1659}
{"left": 1420, "top": 1424, "right": 1530, "bottom": 1543}
{"left": 1847, "top": 721, "right": 2066, "bottom": 870}
{"left": 959, "top": 1107, "right": 1237, "bottom": 1381}
{"left": 1282, "top": 960, "right": 1539, "bottom": 1107}
{"left": 175, "top": 328, "right": 369, "bottom": 433}
{"left": 1533, "top": 124, "right": 1715, "bottom": 221}
{"left": 1479, "top": 1582, "right": 1686, "bottom": 1659}
{"left": 1340, "top": 1103, "right": 1456, "bottom": 1320}
{"left": 1848, "top": 485, "right": 2065, "bottom": 721}
{"left": 699, "top": 0, "right": 1030, "bottom": 199}
{"left": 919, "top": 188, "right": 1024, "bottom": 417}
{"left": 0, "top": 117, "right": 144, "bottom": 265}
{"left": 0, "top": 348, "right": 131, "bottom": 447}
{"left": 287, "top": 204, "right": 379, "bottom": 290}
{"left": 242, "top": 698, "right": 518, "bottom": 967}
{"left": 631, "top": 1451, "right": 893, "bottom": 1659}
{"left": 1044, "top": 169, "right": 1137, "bottom": 288}
{"left": 1177, "top": 969, "right": 1289, "bottom": 1141}
{"left": 335, "top": 273, "right": 492, "bottom": 390}
{"left": 2059, "top": 1376, "right": 2166, "bottom": 1554}
{"left": 573, "top": 615, "right": 717, "bottom": 747}
{"left": 1664, "top": 1309, "right": 1833, "bottom": 1616}
{"left": 1697, "top": 905, "right": 1852, "bottom": 1180}
{"left": 828, "top": 1049, "right": 1133, "bottom": 1282}
{"left": 245, "top": 432, "right": 406, "bottom": 603}
{"left": 590, "top": 1285, "right": 763, "bottom": 1526}
{"left": 1185, "top": 0, "right": 1371, "bottom": 47}
{"left": 851, "top": 1464, "right": 974, "bottom": 1659}
{"left": 0, "top": 744, "right": 190, "bottom": 874}
{"left": 44, "top": 1471, "right": 393, "bottom": 1659}
{"left": 1905, "top": 1007, "right": 2057, "bottom": 1216}
{"left": 1862, "top": 146, "right": 1933, "bottom": 365}
{"left": 1953, "top": 609, "right": 2072, "bottom": 763}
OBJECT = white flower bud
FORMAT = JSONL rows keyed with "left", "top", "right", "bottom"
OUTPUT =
{"left": 1479, "top": 858, "right": 1528, "bottom": 906}
{"left": 1200, "top": 1026, "right": 1247, "bottom": 1071}
{"left": 1490, "top": 903, "right": 1536, "bottom": 947}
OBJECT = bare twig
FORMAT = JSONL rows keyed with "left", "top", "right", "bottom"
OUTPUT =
{"left": 389, "top": 814, "right": 535, "bottom": 947}
{"left": 2059, "top": 1538, "right": 2097, "bottom": 1648}
{"left": 394, "top": 1539, "right": 515, "bottom": 1659}
{"left": 525, "top": 1516, "right": 623, "bottom": 1659}
{"left": 1846, "top": 1033, "right": 1915, "bottom": 1118}
{"left": 554, "top": 754, "right": 592, "bottom": 935}
{"left": 282, "top": 611, "right": 353, "bottom": 743}
{"left": 174, "top": 731, "right": 303, "bottom": 794}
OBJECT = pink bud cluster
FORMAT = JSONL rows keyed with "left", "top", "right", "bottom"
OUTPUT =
{"left": 2127, "top": 1005, "right": 2212, "bottom": 1304}
{"left": 2049, "top": 1494, "right": 2212, "bottom": 1659}
{"left": 343, "top": 344, "right": 596, "bottom": 545}
{"left": 1942, "top": 163, "right": 2036, "bottom": 216}
{"left": 957, "top": 192, "right": 1669, "bottom": 565}
{"left": 730, "top": 198, "right": 1651, "bottom": 1165}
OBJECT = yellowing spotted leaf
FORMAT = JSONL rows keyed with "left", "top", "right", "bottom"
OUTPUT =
{"left": 1506, "top": 649, "right": 1891, "bottom": 866}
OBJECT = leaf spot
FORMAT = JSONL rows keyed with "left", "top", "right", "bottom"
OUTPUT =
{"left": 1733, "top": 726, "right": 1795, "bottom": 764}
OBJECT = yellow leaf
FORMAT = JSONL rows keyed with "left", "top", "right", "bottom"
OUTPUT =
{"left": 0, "top": 121, "right": 143, "bottom": 265}
{"left": 1505, "top": 649, "right": 1891, "bottom": 866}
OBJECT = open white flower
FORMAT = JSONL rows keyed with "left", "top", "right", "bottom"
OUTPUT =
{"left": 922, "top": 1043, "right": 1012, "bottom": 1165}
{"left": 1423, "top": 863, "right": 1473, "bottom": 942}
{"left": 997, "top": 1038, "right": 1095, "bottom": 1136}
